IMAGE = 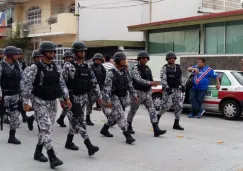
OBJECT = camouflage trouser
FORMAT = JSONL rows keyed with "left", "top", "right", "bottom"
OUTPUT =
{"left": 106, "top": 95, "right": 128, "bottom": 131}
{"left": 127, "top": 90, "right": 157, "bottom": 123}
{"left": 66, "top": 109, "right": 89, "bottom": 140}
{"left": 4, "top": 94, "right": 21, "bottom": 130}
{"left": 60, "top": 108, "right": 67, "bottom": 117}
{"left": 86, "top": 90, "right": 110, "bottom": 117}
{"left": 32, "top": 97, "right": 57, "bottom": 150}
{"left": 158, "top": 88, "right": 183, "bottom": 119}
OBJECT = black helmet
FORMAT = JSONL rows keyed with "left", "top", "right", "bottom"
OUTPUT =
{"left": 93, "top": 53, "right": 103, "bottom": 61}
{"left": 4, "top": 46, "right": 19, "bottom": 56}
{"left": 137, "top": 50, "right": 150, "bottom": 61}
{"left": 114, "top": 52, "right": 126, "bottom": 64}
{"left": 63, "top": 51, "right": 74, "bottom": 58}
{"left": 39, "top": 41, "right": 56, "bottom": 54}
{"left": 0, "top": 48, "right": 4, "bottom": 54}
{"left": 71, "top": 41, "right": 87, "bottom": 53}
{"left": 17, "top": 48, "right": 23, "bottom": 54}
{"left": 32, "top": 50, "right": 43, "bottom": 58}
{"left": 166, "top": 51, "right": 177, "bottom": 60}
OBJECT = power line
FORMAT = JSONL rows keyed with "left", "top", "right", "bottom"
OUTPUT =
{"left": 82, "top": 0, "right": 163, "bottom": 9}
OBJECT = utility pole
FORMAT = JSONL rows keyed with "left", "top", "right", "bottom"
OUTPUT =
{"left": 149, "top": 0, "right": 152, "bottom": 22}
{"left": 75, "top": 0, "right": 80, "bottom": 41}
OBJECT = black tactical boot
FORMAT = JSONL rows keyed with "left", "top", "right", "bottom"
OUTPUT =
{"left": 8, "top": 130, "right": 21, "bottom": 145}
{"left": 152, "top": 122, "right": 167, "bottom": 137}
{"left": 84, "top": 139, "right": 99, "bottom": 156}
{"left": 34, "top": 144, "right": 48, "bottom": 162}
{"left": 127, "top": 122, "right": 135, "bottom": 134}
{"left": 123, "top": 131, "right": 136, "bottom": 144}
{"left": 56, "top": 115, "right": 66, "bottom": 127}
{"left": 100, "top": 124, "right": 113, "bottom": 137}
{"left": 27, "top": 115, "right": 34, "bottom": 131}
{"left": 65, "top": 134, "right": 79, "bottom": 151}
{"left": 21, "top": 111, "right": 27, "bottom": 123}
{"left": 173, "top": 119, "right": 184, "bottom": 131}
{"left": 86, "top": 115, "right": 94, "bottom": 126}
{"left": 47, "top": 148, "right": 63, "bottom": 169}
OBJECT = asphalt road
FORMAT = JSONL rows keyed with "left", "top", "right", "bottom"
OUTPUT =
{"left": 0, "top": 105, "right": 243, "bottom": 171}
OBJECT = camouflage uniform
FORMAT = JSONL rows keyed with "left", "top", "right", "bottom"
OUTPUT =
{"left": 0, "top": 58, "right": 22, "bottom": 144}
{"left": 21, "top": 62, "right": 69, "bottom": 150}
{"left": 62, "top": 61, "right": 101, "bottom": 145}
{"left": 158, "top": 63, "right": 184, "bottom": 130}
{"left": 127, "top": 64, "right": 157, "bottom": 123}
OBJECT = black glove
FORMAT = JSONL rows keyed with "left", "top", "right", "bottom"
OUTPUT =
{"left": 180, "top": 85, "right": 186, "bottom": 93}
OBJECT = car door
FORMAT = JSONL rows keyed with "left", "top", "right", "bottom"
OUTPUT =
{"left": 203, "top": 72, "right": 232, "bottom": 111}
{"left": 182, "top": 71, "right": 194, "bottom": 105}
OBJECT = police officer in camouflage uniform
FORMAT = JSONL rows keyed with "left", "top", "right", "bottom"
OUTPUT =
{"left": 157, "top": 52, "right": 185, "bottom": 131}
{"left": 17, "top": 48, "right": 27, "bottom": 123}
{"left": 101, "top": 52, "right": 137, "bottom": 144}
{"left": 25, "top": 50, "right": 43, "bottom": 131}
{"left": 22, "top": 41, "right": 71, "bottom": 169}
{"left": 0, "top": 46, "right": 22, "bottom": 144}
{"left": 56, "top": 51, "right": 74, "bottom": 128}
{"left": 0, "top": 48, "right": 9, "bottom": 125}
{"left": 86, "top": 53, "right": 106, "bottom": 126}
{"left": 62, "top": 41, "right": 100, "bottom": 156}
{"left": 127, "top": 51, "right": 167, "bottom": 137}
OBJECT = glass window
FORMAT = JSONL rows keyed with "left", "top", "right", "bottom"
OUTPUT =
{"left": 226, "top": 21, "right": 243, "bottom": 54}
{"left": 27, "top": 7, "right": 41, "bottom": 26}
{"left": 148, "top": 32, "right": 164, "bottom": 54}
{"left": 231, "top": 72, "right": 243, "bottom": 85}
{"left": 205, "top": 23, "right": 225, "bottom": 54}
{"left": 174, "top": 29, "right": 199, "bottom": 53}
{"left": 210, "top": 72, "right": 223, "bottom": 85}
{"left": 221, "top": 74, "right": 231, "bottom": 86}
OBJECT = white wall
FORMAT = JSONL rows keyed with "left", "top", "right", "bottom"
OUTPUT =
{"left": 78, "top": 0, "right": 149, "bottom": 41}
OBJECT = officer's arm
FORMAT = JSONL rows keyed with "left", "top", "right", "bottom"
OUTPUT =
{"left": 89, "top": 66, "right": 102, "bottom": 99}
{"left": 127, "top": 72, "right": 137, "bottom": 98}
{"left": 21, "top": 64, "right": 38, "bottom": 104}
{"left": 57, "top": 65, "right": 69, "bottom": 100}
{"left": 160, "top": 65, "right": 168, "bottom": 88}
{"left": 62, "top": 62, "right": 70, "bottom": 82}
{"left": 103, "top": 70, "right": 113, "bottom": 102}
{"left": 132, "top": 65, "right": 151, "bottom": 86}
{"left": 179, "top": 66, "right": 185, "bottom": 86}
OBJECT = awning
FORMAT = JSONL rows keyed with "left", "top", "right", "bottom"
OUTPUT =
{"left": 128, "top": 9, "right": 243, "bottom": 32}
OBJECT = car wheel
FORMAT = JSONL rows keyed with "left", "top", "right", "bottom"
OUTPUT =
{"left": 220, "top": 100, "right": 241, "bottom": 120}
{"left": 152, "top": 93, "right": 162, "bottom": 111}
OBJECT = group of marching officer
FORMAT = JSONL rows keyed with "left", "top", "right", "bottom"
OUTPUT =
{"left": 0, "top": 40, "right": 185, "bottom": 169}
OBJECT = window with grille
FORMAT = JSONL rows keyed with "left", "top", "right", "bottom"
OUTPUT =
{"left": 27, "top": 7, "right": 42, "bottom": 26}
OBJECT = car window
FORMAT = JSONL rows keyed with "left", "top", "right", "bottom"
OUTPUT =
{"left": 128, "top": 61, "right": 137, "bottom": 69}
{"left": 209, "top": 72, "right": 223, "bottom": 85}
{"left": 231, "top": 71, "right": 243, "bottom": 85}
{"left": 221, "top": 74, "right": 231, "bottom": 86}
{"left": 182, "top": 71, "right": 192, "bottom": 85}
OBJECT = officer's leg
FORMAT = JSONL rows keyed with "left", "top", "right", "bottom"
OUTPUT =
{"left": 6, "top": 95, "right": 21, "bottom": 145}
{"left": 56, "top": 108, "right": 67, "bottom": 127}
{"left": 33, "top": 98, "right": 63, "bottom": 168}
{"left": 127, "top": 93, "right": 141, "bottom": 134}
{"left": 18, "top": 100, "right": 27, "bottom": 122}
{"left": 27, "top": 113, "right": 35, "bottom": 131}
{"left": 112, "top": 97, "right": 135, "bottom": 144}
{"left": 85, "top": 95, "right": 96, "bottom": 126}
{"left": 144, "top": 91, "right": 167, "bottom": 137}
{"left": 172, "top": 89, "right": 184, "bottom": 130}
{"left": 158, "top": 92, "right": 172, "bottom": 122}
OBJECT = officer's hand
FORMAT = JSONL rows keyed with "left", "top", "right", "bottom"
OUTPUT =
{"left": 194, "top": 68, "right": 199, "bottom": 74}
{"left": 97, "top": 98, "right": 103, "bottom": 106}
{"left": 65, "top": 98, "right": 72, "bottom": 109}
{"left": 134, "top": 96, "right": 139, "bottom": 104}
{"left": 106, "top": 102, "right": 112, "bottom": 109}
{"left": 24, "top": 104, "right": 31, "bottom": 112}
{"left": 180, "top": 86, "right": 186, "bottom": 93}
{"left": 60, "top": 101, "right": 65, "bottom": 108}
{"left": 150, "top": 81, "right": 158, "bottom": 87}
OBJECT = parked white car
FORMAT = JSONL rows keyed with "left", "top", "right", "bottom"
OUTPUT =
{"left": 152, "top": 70, "right": 243, "bottom": 120}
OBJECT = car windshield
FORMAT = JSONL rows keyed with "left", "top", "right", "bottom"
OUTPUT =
{"left": 231, "top": 71, "right": 243, "bottom": 85}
